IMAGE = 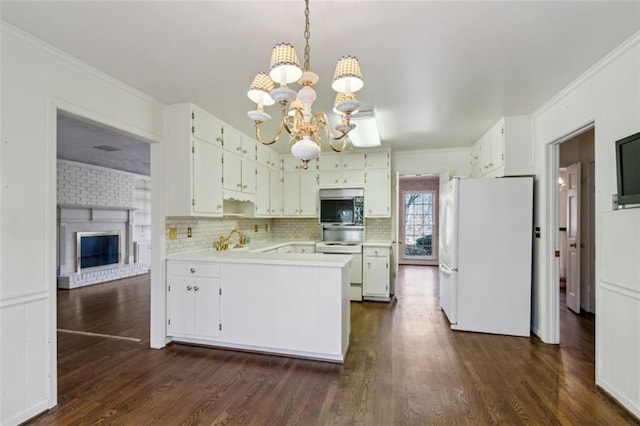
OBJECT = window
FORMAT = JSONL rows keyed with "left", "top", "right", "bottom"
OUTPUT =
{"left": 403, "top": 192, "right": 435, "bottom": 259}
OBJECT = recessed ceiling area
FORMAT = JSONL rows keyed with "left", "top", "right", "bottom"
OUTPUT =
{"left": 57, "top": 112, "right": 151, "bottom": 176}
{"left": 4, "top": 1, "right": 640, "bottom": 154}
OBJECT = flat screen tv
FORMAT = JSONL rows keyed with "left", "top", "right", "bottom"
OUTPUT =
{"left": 615, "top": 131, "right": 640, "bottom": 207}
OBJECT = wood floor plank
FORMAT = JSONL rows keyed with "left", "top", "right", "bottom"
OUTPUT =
{"left": 26, "top": 267, "right": 640, "bottom": 425}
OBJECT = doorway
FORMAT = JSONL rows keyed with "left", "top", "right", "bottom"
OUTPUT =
{"left": 397, "top": 175, "right": 440, "bottom": 266}
{"left": 554, "top": 127, "right": 596, "bottom": 348}
{"left": 557, "top": 128, "right": 596, "bottom": 316}
{"left": 55, "top": 109, "right": 153, "bottom": 395}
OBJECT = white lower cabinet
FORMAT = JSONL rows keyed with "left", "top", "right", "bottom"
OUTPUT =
{"left": 293, "top": 243, "right": 315, "bottom": 254}
{"left": 167, "top": 261, "right": 221, "bottom": 339}
{"left": 362, "top": 246, "right": 391, "bottom": 301}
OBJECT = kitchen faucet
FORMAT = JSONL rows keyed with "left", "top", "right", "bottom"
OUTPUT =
{"left": 215, "top": 229, "right": 245, "bottom": 251}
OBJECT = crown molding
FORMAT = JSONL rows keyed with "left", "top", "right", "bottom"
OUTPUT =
{"left": 534, "top": 30, "right": 640, "bottom": 118}
{"left": 1, "top": 20, "right": 164, "bottom": 108}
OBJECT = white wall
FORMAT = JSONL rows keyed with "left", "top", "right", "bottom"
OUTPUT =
{"left": 532, "top": 32, "right": 640, "bottom": 417}
{"left": 392, "top": 148, "right": 471, "bottom": 178}
{"left": 0, "top": 23, "right": 164, "bottom": 425}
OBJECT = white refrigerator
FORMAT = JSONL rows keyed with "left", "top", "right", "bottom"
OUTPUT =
{"left": 438, "top": 176, "right": 534, "bottom": 337}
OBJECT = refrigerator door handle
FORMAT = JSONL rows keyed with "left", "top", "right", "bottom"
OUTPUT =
{"left": 439, "top": 263, "right": 457, "bottom": 274}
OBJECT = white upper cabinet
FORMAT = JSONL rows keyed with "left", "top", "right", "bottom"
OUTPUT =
{"left": 365, "top": 151, "right": 389, "bottom": 169}
{"left": 256, "top": 143, "right": 282, "bottom": 169}
{"left": 365, "top": 168, "right": 390, "bottom": 217}
{"left": 222, "top": 125, "right": 243, "bottom": 154}
{"left": 318, "top": 153, "right": 342, "bottom": 171}
{"left": 283, "top": 156, "right": 317, "bottom": 172}
{"left": 471, "top": 116, "right": 532, "bottom": 178}
{"left": 341, "top": 152, "right": 366, "bottom": 169}
{"left": 165, "top": 103, "right": 223, "bottom": 217}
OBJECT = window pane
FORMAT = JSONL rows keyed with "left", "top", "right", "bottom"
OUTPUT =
{"left": 403, "top": 191, "right": 434, "bottom": 258}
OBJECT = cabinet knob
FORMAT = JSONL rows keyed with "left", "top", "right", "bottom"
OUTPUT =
{"left": 187, "top": 285, "right": 193, "bottom": 291}
{"left": 190, "top": 268, "right": 196, "bottom": 273}
{"left": 334, "top": 164, "right": 338, "bottom": 168}
{"left": 237, "top": 183, "right": 242, "bottom": 188}
{"left": 236, "top": 147, "right": 241, "bottom": 151}
{"left": 194, "top": 286, "right": 199, "bottom": 291}
{"left": 243, "top": 149, "right": 247, "bottom": 154}
{"left": 243, "top": 184, "right": 247, "bottom": 189}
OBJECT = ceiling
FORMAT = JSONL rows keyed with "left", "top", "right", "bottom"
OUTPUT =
{"left": 3, "top": 1, "right": 640, "bottom": 164}
{"left": 57, "top": 112, "right": 151, "bottom": 176}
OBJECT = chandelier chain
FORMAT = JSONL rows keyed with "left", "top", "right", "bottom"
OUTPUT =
{"left": 303, "top": 0, "right": 311, "bottom": 72}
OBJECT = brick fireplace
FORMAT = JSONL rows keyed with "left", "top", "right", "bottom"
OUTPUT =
{"left": 57, "top": 205, "right": 148, "bottom": 289}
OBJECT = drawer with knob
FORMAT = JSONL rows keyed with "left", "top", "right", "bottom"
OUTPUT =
{"left": 167, "top": 261, "right": 221, "bottom": 278}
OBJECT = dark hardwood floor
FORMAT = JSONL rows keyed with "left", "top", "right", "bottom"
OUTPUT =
{"left": 29, "top": 267, "right": 638, "bottom": 425}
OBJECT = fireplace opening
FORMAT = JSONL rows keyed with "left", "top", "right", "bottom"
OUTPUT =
{"left": 77, "top": 231, "right": 121, "bottom": 272}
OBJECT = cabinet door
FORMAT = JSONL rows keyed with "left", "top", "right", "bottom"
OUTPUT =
{"left": 269, "top": 150, "right": 282, "bottom": 170}
{"left": 192, "top": 138, "right": 223, "bottom": 215}
{"left": 293, "top": 244, "right": 315, "bottom": 254}
{"left": 223, "top": 152, "right": 243, "bottom": 192}
{"left": 270, "top": 169, "right": 282, "bottom": 216}
{"left": 318, "top": 171, "right": 342, "bottom": 187}
{"left": 192, "top": 106, "right": 223, "bottom": 145}
{"left": 256, "top": 143, "right": 270, "bottom": 166}
{"left": 318, "top": 153, "right": 341, "bottom": 171}
{"left": 343, "top": 169, "right": 366, "bottom": 187}
{"left": 342, "top": 152, "right": 365, "bottom": 169}
{"left": 299, "top": 172, "right": 319, "bottom": 217}
{"left": 478, "top": 134, "right": 491, "bottom": 175}
{"left": 223, "top": 125, "right": 243, "bottom": 155}
{"left": 255, "top": 164, "right": 270, "bottom": 216}
{"left": 364, "top": 169, "right": 390, "bottom": 217}
{"left": 167, "top": 278, "right": 195, "bottom": 336}
{"left": 241, "top": 136, "right": 256, "bottom": 160}
{"left": 490, "top": 121, "right": 504, "bottom": 171}
{"left": 193, "top": 278, "right": 221, "bottom": 338}
{"left": 241, "top": 159, "right": 256, "bottom": 194}
{"left": 363, "top": 256, "right": 389, "bottom": 297}
{"left": 365, "top": 151, "right": 389, "bottom": 169}
{"left": 282, "top": 172, "right": 301, "bottom": 215}
{"left": 284, "top": 156, "right": 306, "bottom": 172}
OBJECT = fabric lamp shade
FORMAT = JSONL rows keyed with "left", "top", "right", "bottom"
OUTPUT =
{"left": 331, "top": 55, "right": 364, "bottom": 93}
{"left": 247, "top": 72, "right": 275, "bottom": 105}
{"left": 269, "top": 43, "right": 303, "bottom": 85}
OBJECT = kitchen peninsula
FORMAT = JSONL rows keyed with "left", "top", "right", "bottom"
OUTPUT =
{"left": 166, "top": 244, "right": 351, "bottom": 363}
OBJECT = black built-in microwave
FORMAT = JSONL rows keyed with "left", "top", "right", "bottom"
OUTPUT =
{"left": 319, "top": 188, "right": 364, "bottom": 225}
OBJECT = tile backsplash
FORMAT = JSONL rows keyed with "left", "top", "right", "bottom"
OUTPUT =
{"left": 165, "top": 217, "right": 272, "bottom": 255}
{"left": 166, "top": 216, "right": 393, "bottom": 254}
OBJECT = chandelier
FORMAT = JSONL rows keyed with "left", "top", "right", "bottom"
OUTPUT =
{"left": 246, "top": 0, "right": 364, "bottom": 169}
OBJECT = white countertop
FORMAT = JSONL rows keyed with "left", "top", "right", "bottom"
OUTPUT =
{"left": 167, "top": 245, "right": 351, "bottom": 267}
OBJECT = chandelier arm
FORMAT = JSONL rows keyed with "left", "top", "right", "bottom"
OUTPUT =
{"left": 254, "top": 120, "right": 286, "bottom": 146}
{"left": 314, "top": 111, "right": 351, "bottom": 141}
{"left": 279, "top": 102, "right": 294, "bottom": 135}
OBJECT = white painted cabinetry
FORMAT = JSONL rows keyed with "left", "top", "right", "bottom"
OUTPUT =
{"left": 362, "top": 246, "right": 391, "bottom": 301}
{"left": 167, "top": 261, "right": 221, "bottom": 339}
{"left": 222, "top": 130, "right": 256, "bottom": 201}
{"left": 282, "top": 169, "right": 318, "bottom": 217}
{"left": 364, "top": 168, "right": 391, "bottom": 217}
{"left": 471, "top": 116, "right": 533, "bottom": 178}
{"left": 318, "top": 152, "right": 366, "bottom": 188}
{"left": 165, "top": 103, "right": 223, "bottom": 216}
{"left": 293, "top": 243, "right": 315, "bottom": 254}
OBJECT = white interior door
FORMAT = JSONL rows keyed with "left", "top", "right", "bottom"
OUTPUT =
{"left": 566, "top": 162, "right": 581, "bottom": 314}
{"left": 393, "top": 172, "right": 400, "bottom": 281}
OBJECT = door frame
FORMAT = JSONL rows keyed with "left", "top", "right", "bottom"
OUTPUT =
{"left": 546, "top": 121, "right": 594, "bottom": 343}
{"left": 47, "top": 99, "right": 163, "bottom": 405}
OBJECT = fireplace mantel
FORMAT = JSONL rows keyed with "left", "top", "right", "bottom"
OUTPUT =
{"left": 57, "top": 205, "right": 147, "bottom": 289}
